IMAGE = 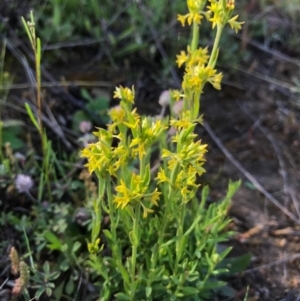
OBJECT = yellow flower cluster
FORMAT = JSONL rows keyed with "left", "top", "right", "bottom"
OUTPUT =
{"left": 175, "top": 0, "right": 244, "bottom": 117}
{"left": 81, "top": 86, "right": 167, "bottom": 216}
{"left": 177, "top": 0, "right": 208, "bottom": 26}
{"left": 207, "top": 0, "right": 244, "bottom": 31}
{"left": 176, "top": 46, "right": 223, "bottom": 93}
{"left": 156, "top": 113, "right": 207, "bottom": 203}
{"left": 115, "top": 175, "right": 161, "bottom": 218}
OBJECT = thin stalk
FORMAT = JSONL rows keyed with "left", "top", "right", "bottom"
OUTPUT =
{"left": 130, "top": 203, "right": 141, "bottom": 300}
{"left": 175, "top": 203, "right": 186, "bottom": 267}
{"left": 0, "top": 121, "right": 3, "bottom": 162}
{"left": 35, "top": 40, "right": 43, "bottom": 134}
{"left": 207, "top": 24, "right": 224, "bottom": 68}
{"left": 192, "top": 90, "right": 201, "bottom": 119}
{"left": 91, "top": 177, "right": 105, "bottom": 245}
{"left": 107, "top": 177, "right": 129, "bottom": 283}
{"left": 191, "top": 21, "right": 199, "bottom": 52}
{"left": 0, "top": 41, "right": 6, "bottom": 161}
{"left": 149, "top": 162, "right": 180, "bottom": 274}
{"left": 139, "top": 154, "right": 146, "bottom": 178}
{"left": 107, "top": 177, "right": 117, "bottom": 237}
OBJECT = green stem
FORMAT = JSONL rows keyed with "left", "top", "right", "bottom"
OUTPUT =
{"left": 192, "top": 90, "right": 201, "bottom": 119}
{"left": 107, "top": 177, "right": 129, "bottom": 285}
{"left": 139, "top": 154, "right": 146, "bottom": 178}
{"left": 207, "top": 24, "right": 224, "bottom": 69}
{"left": 191, "top": 21, "right": 199, "bottom": 52}
{"left": 107, "top": 177, "right": 117, "bottom": 239}
{"left": 0, "top": 121, "right": 3, "bottom": 162}
{"left": 130, "top": 204, "right": 141, "bottom": 300}
{"left": 148, "top": 162, "right": 179, "bottom": 276}
{"left": 175, "top": 203, "right": 186, "bottom": 267}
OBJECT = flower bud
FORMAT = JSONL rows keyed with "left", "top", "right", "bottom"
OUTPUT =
{"left": 79, "top": 121, "right": 92, "bottom": 133}
{"left": 15, "top": 174, "right": 33, "bottom": 193}
{"left": 172, "top": 99, "right": 184, "bottom": 116}
{"left": 158, "top": 90, "right": 171, "bottom": 107}
{"left": 9, "top": 246, "right": 19, "bottom": 275}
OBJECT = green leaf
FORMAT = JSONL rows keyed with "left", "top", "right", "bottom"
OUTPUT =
{"left": 200, "top": 280, "right": 226, "bottom": 290}
{"left": 43, "top": 230, "right": 62, "bottom": 251}
{"left": 46, "top": 287, "right": 53, "bottom": 297}
{"left": 25, "top": 103, "right": 40, "bottom": 131}
{"left": 52, "top": 279, "right": 64, "bottom": 300}
{"left": 65, "top": 277, "right": 75, "bottom": 295}
{"left": 35, "top": 286, "right": 45, "bottom": 300}
{"left": 218, "top": 284, "right": 236, "bottom": 298}
{"left": 244, "top": 181, "right": 256, "bottom": 190}
{"left": 43, "top": 261, "right": 50, "bottom": 273}
{"left": 142, "top": 164, "right": 151, "bottom": 187}
{"left": 115, "top": 292, "right": 131, "bottom": 300}
{"left": 200, "top": 185, "right": 210, "bottom": 210}
{"left": 86, "top": 96, "right": 110, "bottom": 112}
{"left": 2, "top": 119, "right": 24, "bottom": 128}
{"left": 211, "top": 268, "right": 229, "bottom": 275}
{"left": 220, "top": 253, "right": 252, "bottom": 276}
{"left": 129, "top": 230, "right": 138, "bottom": 247}
{"left": 225, "top": 180, "right": 241, "bottom": 200}
{"left": 115, "top": 43, "right": 147, "bottom": 57}
{"left": 180, "top": 286, "right": 199, "bottom": 295}
{"left": 81, "top": 88, "right": 94, "bottom": 102}
{"left": 72, "top": 110, "right": 90, "bottom": 132}
{"left": 72, "top": 241, "right": 82, "bottom": 254}
{"left": 116, "top": 27, "right": 136, "bottom": 42}
{"left": 145, "top": 286, "right": 152, "bottom": 297}
{"left": 2, "top": 131, "right": 24, "bottom": 150}
{"left": 48, "top": 271, "right": 61, "bottom": 281}
{"left": 60, "top": 259, "right": 70, "bottom": 271}
{"left": 184, "top": 215, "right": 202, "bottom": 237}
{"left": 103, "top": 229, "right": 113, "bottom": 242}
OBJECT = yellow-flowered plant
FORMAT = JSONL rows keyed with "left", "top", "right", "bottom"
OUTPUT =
{"left": 81, "top": 1, "right": 243, "bottom": 300}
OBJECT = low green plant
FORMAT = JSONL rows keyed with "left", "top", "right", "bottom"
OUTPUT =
{"left": 72, "top": 88, "right": 111, "bottom": 133}
{"left": 81, "top": 0, "right": 244, "bottom": 300}
{"left": 33, "top": 0, "right": 186, "bottom": 62}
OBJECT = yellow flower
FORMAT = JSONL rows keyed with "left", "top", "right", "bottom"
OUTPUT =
{"left": 187, "top": 0, "right": 202, "bottom": 11}
{"left": 177, "top": 14, "right": 189, "bottom": 27}
{"left": 177, "top": 13, "right": 203, "bottom": 26}
{"left": 226, "top": 0, "right": 235, "bottom": 10}
{"left": 209, "top": 72, "right": 223, "bottom": 90}
{"left": 188, "top": 13, "right": 203, "bottom": 25}
{"left": 150, "top": 189, "right": 161, "bottom": 206}
{"left": 209, "top": 12, "right": 223, "bottom": 29}
{"left": 170, "top": 118, "right": 193, "bottom": 130}
{"left": 228, "top": 15, "right": 244, "bottom": 33}
{"left": 171, "top": 90, "right": 183, "bottom": 101}
{"left": 176, "top": 50, "right": 189, "bottom": 67}
{"left": 114, "top": 196, "right": 130, "bottom": 209}
{"left": 88, "top": 238, "right": 101, "bottom": 254}
{"left": 109, "top": 105, "right": 125, "bottom": 122}
{"left": 142, "top": 206, "right": 154, "bottom": 218}
{"left": 155, "top": 169, "right": 169, "bottom": 184}
{"left": 193, "top": 47, "right": 209, "bottom": 65}
{"left": 113, "top": 86, "right": 135, "bottom": 103}
{"left": 131, "top": 142, "right": 146, "bottom": 160}
{"left": 123, "top": 120, "right": 139, "bottom": 130}
{"left": 188, "top": 75, "right": 202, "bottom": 89}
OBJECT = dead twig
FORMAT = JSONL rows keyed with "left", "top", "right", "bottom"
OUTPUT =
{"left": 235, "top": 34, "right": 300, "bottom": 68}
{"left": 1, "top": 80, "right": 113, "bottom": 90}
{"left": 244, "top": 253, "right": 300, "bottom": 274}
{"left": 238, "top": 102, "right": 300, "bottom": 218}
{"left": 203, "top": 121, "right": 300, "bottom": 225}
